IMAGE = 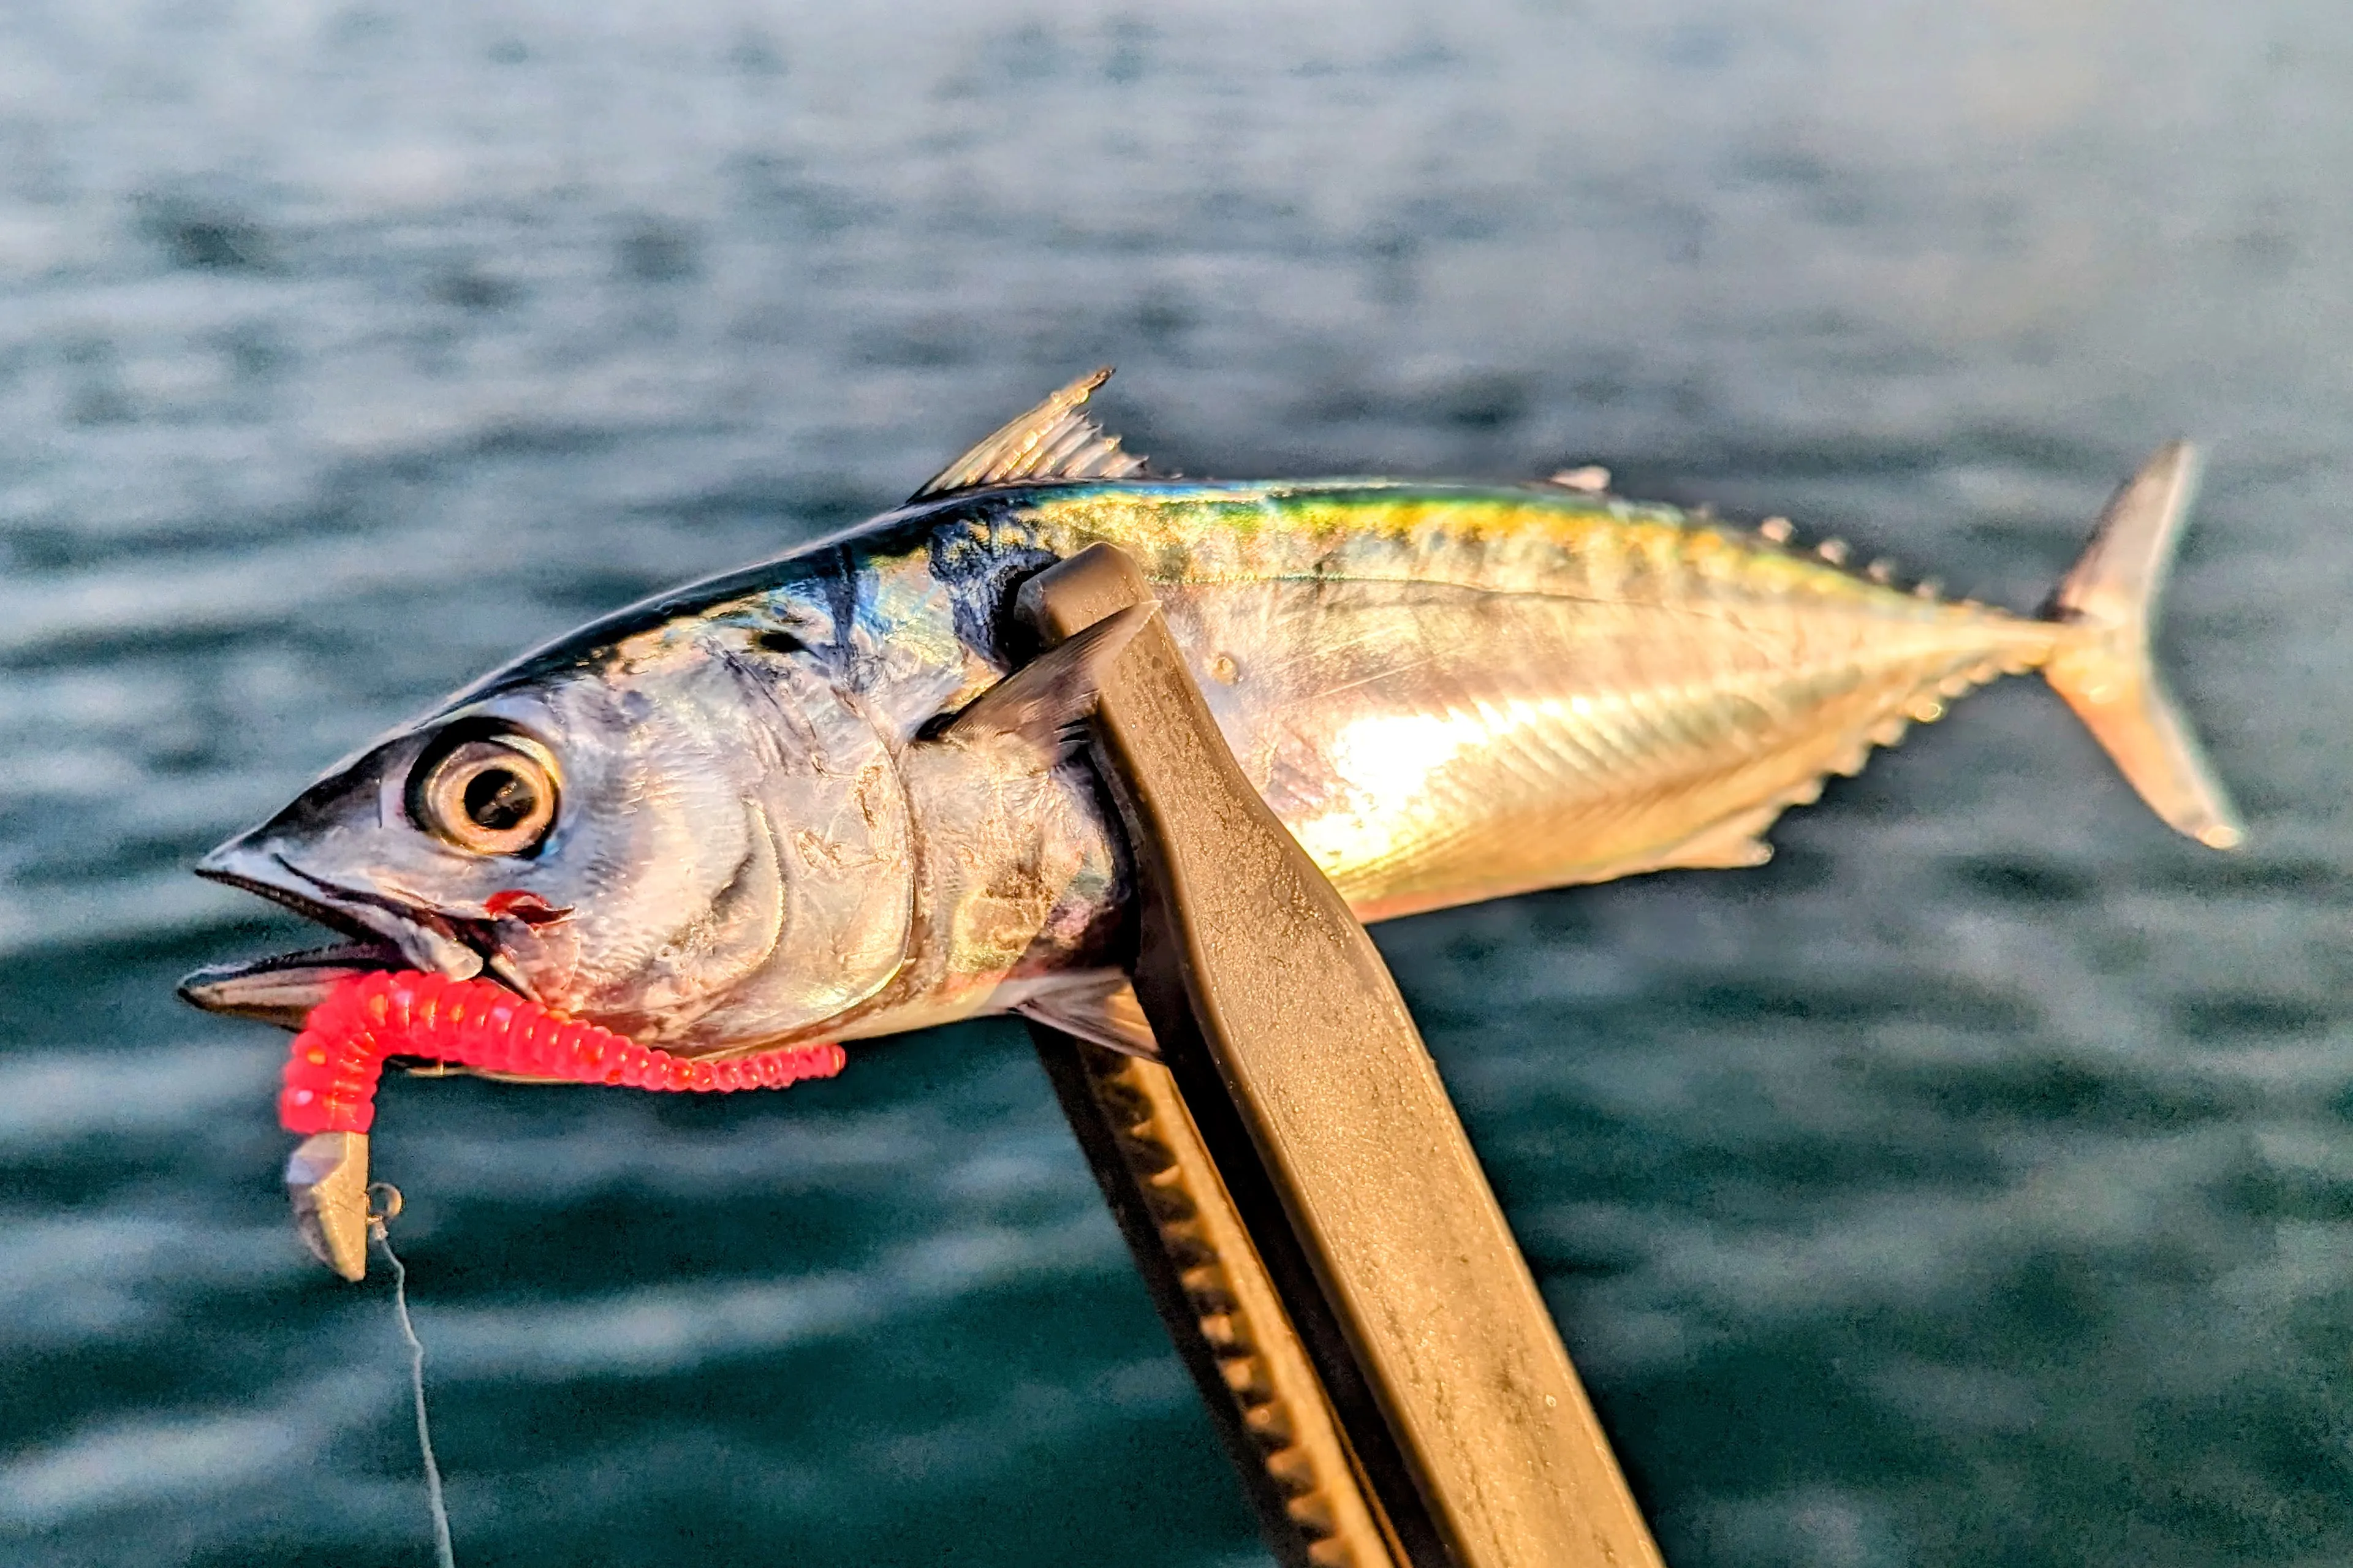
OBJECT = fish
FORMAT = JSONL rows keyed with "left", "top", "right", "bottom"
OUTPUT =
{"left": 183, "top": 369, "right": 2241, "bottom": 1068}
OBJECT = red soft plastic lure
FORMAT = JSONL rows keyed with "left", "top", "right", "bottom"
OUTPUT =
{"left": 279, "top": 969, "right": 846, "bottom": 1135}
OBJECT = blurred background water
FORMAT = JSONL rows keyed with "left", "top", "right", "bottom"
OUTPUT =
{"left": 2, "top": 2, "right": 2349, "bottom": 1564}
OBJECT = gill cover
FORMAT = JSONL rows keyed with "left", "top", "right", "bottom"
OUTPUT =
{"left": 566, "top": 617, "right": 919, "bottom": 1043}
{"left": 754, "top": 645, "right": 917, "bottom": 1027}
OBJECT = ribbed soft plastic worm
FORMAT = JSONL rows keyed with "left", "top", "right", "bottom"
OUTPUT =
{"left": 279, "top": 970, "right": 846, "bottom": 1135}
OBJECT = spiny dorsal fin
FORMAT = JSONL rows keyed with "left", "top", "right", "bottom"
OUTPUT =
{"left": 909, "top": 368, "right": 1151, "bottom": 502}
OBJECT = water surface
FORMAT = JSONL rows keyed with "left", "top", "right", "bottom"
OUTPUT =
{"left": 3, "top": 3, "right": 2349, "bottom": 1564}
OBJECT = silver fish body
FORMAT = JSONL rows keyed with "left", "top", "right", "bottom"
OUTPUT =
{"left": 186, "top": 381, "right": 2240, "bottom": 1064}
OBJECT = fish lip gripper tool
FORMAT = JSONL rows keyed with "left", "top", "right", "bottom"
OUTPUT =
{"left": 1018, "top": 545, "right": 1664, "bottom": 1568}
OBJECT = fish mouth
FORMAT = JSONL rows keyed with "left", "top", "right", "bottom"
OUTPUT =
{"left": 183, "top": 844, "right": 528, "bottom": 1025}
{"left": 186, "top": 838, "right": 538, "bottom": 1287}
{"left": 178, "top": 939, "right": 414, "bottom": 1028}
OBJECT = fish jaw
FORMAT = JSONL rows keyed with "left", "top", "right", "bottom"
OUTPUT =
{"left": 196, "top": 833, "right": 487, "bottom": 976}
{"left": 177, "top": 941, "right": 413, "bottom": 1028}
{"left": 185, "top": 831, "right": 519, "bottom": 1024}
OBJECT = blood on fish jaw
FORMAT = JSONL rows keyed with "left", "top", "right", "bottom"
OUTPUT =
{"left": 483, "top": 888, "right": 570, "bottom": 924}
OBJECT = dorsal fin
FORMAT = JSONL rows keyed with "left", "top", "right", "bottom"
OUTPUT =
{"left": 908, "top": 368, "right": 1152, "bottom": 502}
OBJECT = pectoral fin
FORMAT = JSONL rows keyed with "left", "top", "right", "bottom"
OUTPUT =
{"left": 942, "top": 602, "right": 1157, "bottom": 756}
{"left": 1017, "top": 975, "right": 1160, "bottom": 1059}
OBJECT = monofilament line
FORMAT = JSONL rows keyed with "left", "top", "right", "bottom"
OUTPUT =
{"left": 373, "top": 1218, "right": 457, "bottom": 1568}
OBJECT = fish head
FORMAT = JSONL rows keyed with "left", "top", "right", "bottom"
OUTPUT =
{"left": 185, "top": 612, "right": 918, "bottom": 1051}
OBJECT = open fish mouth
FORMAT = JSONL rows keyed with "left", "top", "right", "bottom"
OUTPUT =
{"left": 183, "top": 844, "right": 526, "bottom": 1025}
{"left": 186, "top": 841, "right": 567, "bottom": 1281}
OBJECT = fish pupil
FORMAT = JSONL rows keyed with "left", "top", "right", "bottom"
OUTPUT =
{"left": 464, "top": 767, "right": 537, "bottom": 831}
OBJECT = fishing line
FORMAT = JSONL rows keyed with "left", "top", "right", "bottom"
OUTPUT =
{"left": 368, "top": 1184, "right": 456, "bottom": 1568}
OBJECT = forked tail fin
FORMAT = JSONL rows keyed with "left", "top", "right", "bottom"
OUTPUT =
{"left": 2040, "top": 441, "right": 2244, "bottom": 849}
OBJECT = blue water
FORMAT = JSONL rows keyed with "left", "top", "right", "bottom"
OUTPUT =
{"left": 4, "top": 3, "right": 2349, "bottom": 1564}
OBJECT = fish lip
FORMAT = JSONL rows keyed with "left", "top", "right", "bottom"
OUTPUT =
{"left": 188, "top": 844, "right": 527, "bottom": 1021}
{"left": 193, "top": 857, "right": 381, "bottom": 947}
{"left": 176, "top": 939, "right": 412, "bottom": 1026}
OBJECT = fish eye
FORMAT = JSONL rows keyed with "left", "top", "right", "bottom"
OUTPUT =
{"left": 412, "top": 735, "right": 559, "bottom": 857}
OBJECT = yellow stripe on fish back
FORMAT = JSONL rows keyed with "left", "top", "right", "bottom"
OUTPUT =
{"left": 1015, "top": 482, "right": 2022, "bottom": 637}
{"left": 1002, "top": 483, "right": 2067, "bottom": 912}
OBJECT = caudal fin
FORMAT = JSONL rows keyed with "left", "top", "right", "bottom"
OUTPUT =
{"left": 2040, "top": 441, "right": 2244, "bottom": 849}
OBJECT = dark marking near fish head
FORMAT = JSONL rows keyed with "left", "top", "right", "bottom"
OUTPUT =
{"left": 752, "top": 628, "right": 806, "bottom": 657}
{"left": 821, "top": 544, "right": 859, "bottom": 672}
{"left": 926, "top": 498, "right": 1059, "bottom": 668}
